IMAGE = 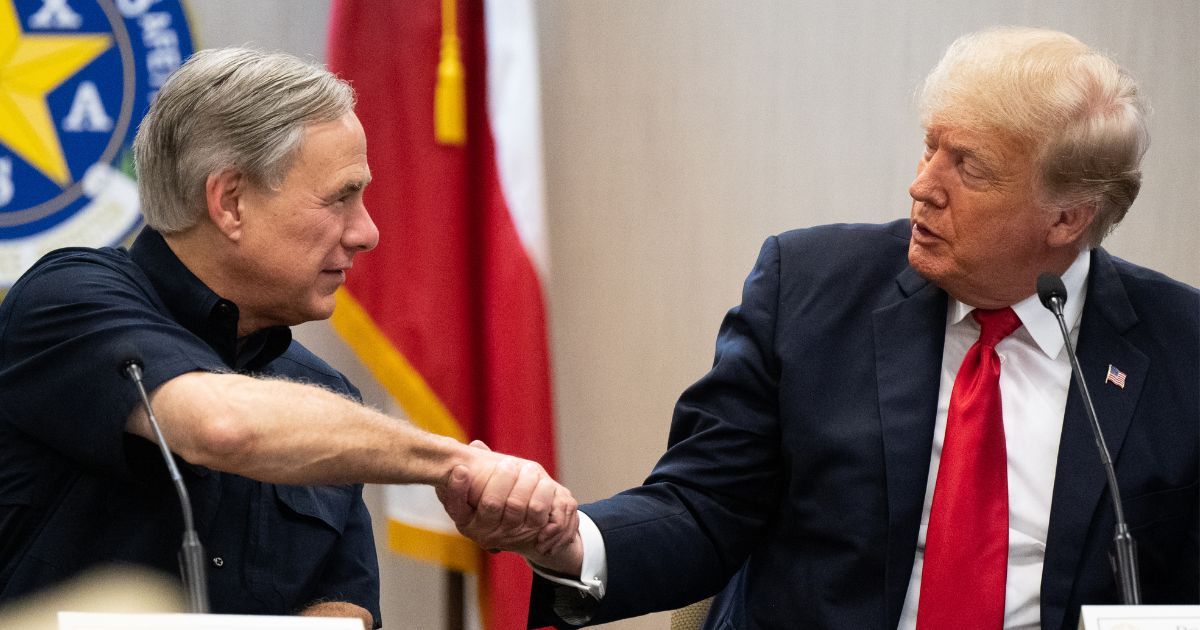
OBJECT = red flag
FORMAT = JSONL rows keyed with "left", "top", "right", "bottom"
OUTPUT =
{"left": 327, "top": 1, "right": 556, "bottom": 628}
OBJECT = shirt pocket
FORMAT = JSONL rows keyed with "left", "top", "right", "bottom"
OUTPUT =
{"left": 248, "top": 483, "right": 356, "bottom": 613}
{"left": 275, "top": 484, "right": 354, "bottom": 535}
{"left": 1123, "top": 481, "right": 1197, "bottom": 532}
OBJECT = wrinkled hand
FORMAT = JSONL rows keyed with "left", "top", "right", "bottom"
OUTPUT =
{"left": 436, "top": 441, "right": 579, "bottom": 560}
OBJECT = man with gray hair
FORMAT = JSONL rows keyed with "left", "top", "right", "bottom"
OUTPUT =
{"left": 0, "top": 48, "right": 576, "bottom": 627}
{"left": 443, "top": 27, "right": 1198, "bottom": 630}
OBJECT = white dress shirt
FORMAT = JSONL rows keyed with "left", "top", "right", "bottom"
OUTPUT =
{"left": 900, "top": 249, "right": 1090, "bottom": 629}
{"left": 540, "top": 250, "right": 1091, "bottom": 630}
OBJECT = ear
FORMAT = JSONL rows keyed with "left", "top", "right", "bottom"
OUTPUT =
{"left": 204, "top": 169, "right": 247, "bottom": 241}
{"left": 1046, "top": 203, "right": 1097, "bottom": 249}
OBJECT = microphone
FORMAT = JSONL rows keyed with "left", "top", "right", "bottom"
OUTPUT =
{"left": 116, "top": 343, "right": 210, "bottom": 614}
{"left": 1036, "top": 272, "right": 1140, "bottom": 605}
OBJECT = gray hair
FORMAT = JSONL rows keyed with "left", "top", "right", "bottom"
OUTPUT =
{"left": 133, "top": 47, "right": 356, "bottom": 233}
{"left": 918, "top": 27, "right": 1149, "bottom": 247}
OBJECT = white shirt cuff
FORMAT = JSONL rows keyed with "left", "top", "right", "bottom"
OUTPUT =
{"left": 529, "top": 510, "right": 607, "bottom": 600}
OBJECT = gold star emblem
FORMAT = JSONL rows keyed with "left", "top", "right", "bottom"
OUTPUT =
{"left": 0, "top": 2, "right": 112, "bottom": 186}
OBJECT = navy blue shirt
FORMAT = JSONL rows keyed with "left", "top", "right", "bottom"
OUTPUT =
{"left": 0, "top": 228, "right": 381, "bottom": 625}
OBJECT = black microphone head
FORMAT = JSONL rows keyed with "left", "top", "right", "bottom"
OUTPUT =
{"left": 115, "top": 341, "right": 144, "bottom": 378}
{"left": 1037, "top": 272, "right": 1068, "bottom": 311}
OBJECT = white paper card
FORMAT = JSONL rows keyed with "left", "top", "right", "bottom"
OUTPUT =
{"left": 59, "top": 612, "right": 361, "bottom": 630}
{"left": 1078, "top": 605, "right": 1200, "bottom": 630}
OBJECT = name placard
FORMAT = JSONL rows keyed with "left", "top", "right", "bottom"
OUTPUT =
{"left": 59, "top": 612, "right": 362, "bottom": 630}
{"left": 1078, "top": 605, "right": 1200, "bottom": 630}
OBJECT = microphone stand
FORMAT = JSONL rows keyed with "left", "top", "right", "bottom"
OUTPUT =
{"left": 1039, "top": 273, "right": 1141, "bottom": 605}
{"left": 124, "top": 361, "right": 211, "bottom": 613}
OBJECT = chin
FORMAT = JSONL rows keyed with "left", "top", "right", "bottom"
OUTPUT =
{"left": 291, "top": 298, "right": 337, "bottom": 325}
{"left": 320, "top": 297, "right": 340, "bottom": 319}
{"left": 907, "top": 244, "right": 941, "bottom": 280}
{"left": 309, "top": 304, "right": 337, "bottom": 322}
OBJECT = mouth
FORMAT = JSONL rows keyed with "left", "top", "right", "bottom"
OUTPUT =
{"left": 910, "top": 221, "right": 942, "bottom": 244}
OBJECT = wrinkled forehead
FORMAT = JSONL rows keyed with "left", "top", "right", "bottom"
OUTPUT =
{"left": 923, "top": 123, "right": 1037, "bottom": 162}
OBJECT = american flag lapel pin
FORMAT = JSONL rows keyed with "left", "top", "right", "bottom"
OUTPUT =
{"left": 1105, "top": 364, "right": 1127, "bottom": 389}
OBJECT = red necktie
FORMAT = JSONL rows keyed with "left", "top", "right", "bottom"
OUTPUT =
{"left": 917, "top": 307, "right": 1022, "bottom": 629}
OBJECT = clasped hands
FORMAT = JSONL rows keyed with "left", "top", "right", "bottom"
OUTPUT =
{"left": 436, "top": 441, "right": 583, "bottom": 576}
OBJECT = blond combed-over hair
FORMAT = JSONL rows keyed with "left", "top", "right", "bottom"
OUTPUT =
{"left": 918, "top": 27, "right": 1149, "bottom": 247}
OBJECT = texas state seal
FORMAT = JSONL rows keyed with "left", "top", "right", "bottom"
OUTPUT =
{"left": 0, "top": 0, "right": 193, "bottom": 287}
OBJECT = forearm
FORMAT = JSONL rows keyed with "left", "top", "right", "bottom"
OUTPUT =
{"left": 128, "top": 371, "right": 578, "bottom": 555}
{"left": 128, "top": 371, "right": 474, "bottom": 485}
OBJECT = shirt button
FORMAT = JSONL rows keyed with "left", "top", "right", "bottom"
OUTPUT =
{"left": 212, "top": 557, "right": 224, "bottom": 568}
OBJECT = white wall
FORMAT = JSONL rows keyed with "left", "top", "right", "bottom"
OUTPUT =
{"left": 185, "top": 2, "right": 1199, "bottom": 629}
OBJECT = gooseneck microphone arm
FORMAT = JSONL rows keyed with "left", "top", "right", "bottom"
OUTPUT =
{"left": 1036, "top": 272, "right": 1140, "bottom": 605}
{"left": 118, "top": 348, "right": 210, "bottom": 614}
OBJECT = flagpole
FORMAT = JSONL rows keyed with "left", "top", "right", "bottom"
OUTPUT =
{"left": 437, "top": 0, "right": 467, "bottom": 623}
{"left": 445, "top": 569, "right": 464, "bottom": 630}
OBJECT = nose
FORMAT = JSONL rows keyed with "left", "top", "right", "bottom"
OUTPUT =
{"left": 909, "top": 158, "right": 948, "bottom": 209}
{"left": 345, "top": 200, "right": 379, "bottom": 253}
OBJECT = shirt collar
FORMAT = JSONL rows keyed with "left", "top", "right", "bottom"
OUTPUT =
{"left": 128, "top": 226, "right": 291, "bottom": 370}
{"left": 947, "top": 249, "right": 1091, "bottom": 360}
{"left": 130, "top": 226, "right": 221, "bottom": 332}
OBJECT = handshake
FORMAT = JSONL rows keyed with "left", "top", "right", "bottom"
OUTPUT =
{"left": 435, "top": 440, "right": 583, "bottom": 577}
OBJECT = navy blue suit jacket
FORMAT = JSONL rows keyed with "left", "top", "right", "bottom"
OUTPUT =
{"left": 531, "top": 220, "right": 1198, "bottom": 629}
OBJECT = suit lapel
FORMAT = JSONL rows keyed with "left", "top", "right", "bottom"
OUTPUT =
{"left": 874, "top": 265, "right": 947, "bottom": 630}
{"left": 1040, "top": 249, "right": 1148, "bottom": 630}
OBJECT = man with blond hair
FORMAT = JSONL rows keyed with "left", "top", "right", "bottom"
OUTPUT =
{"left": 0, "top": 48, "right": 575, "bottom": 628}
{"left": 443, "top": 27, "right": 1198, "bottom": 630}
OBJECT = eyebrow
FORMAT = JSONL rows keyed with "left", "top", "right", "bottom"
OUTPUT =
{"left": 940, "top": 137, "right": 999, "bottom": 168}
{"left": 327, "top": 178, "right": 370, "bottom": 200}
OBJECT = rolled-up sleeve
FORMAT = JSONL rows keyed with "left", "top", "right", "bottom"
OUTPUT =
{"left": 0, "top": 251, "right": 225, "bottom": 479}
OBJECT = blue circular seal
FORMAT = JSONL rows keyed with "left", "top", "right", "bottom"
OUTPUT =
{"left": 0, "top": 0, "right": 193, "bottom": 286}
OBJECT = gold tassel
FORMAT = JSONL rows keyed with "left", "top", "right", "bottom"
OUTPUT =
{"left": 435, "top": 0, "right": 466, "bottom": 146}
